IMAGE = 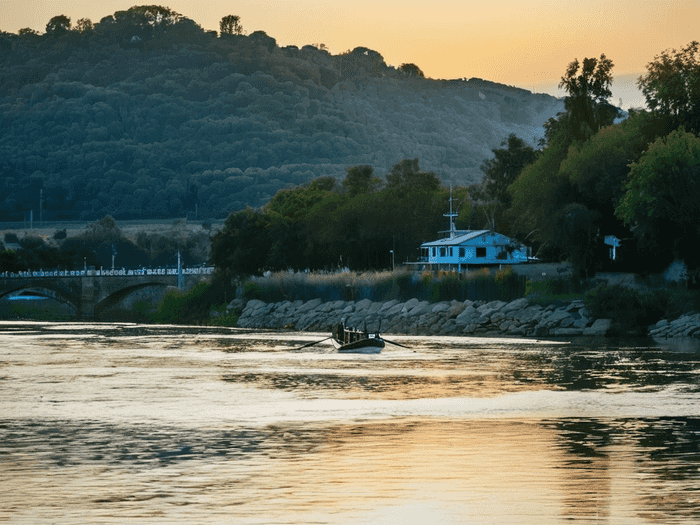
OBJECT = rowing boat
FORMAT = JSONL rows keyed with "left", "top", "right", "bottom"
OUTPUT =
{"left": 331, "top": 321, "right": 385, "bottom": 354}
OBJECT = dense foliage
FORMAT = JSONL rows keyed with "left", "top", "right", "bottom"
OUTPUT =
{"left": 0, "top": 5, "right": 561, "bottom": 222}
{"left": 210, "top": 42, "right": 700, "bottom": 285}
{"left": 211, "top": 159, "right": 451, "bottom": 277}
{"left": 1, "top": 216, "right": 211, "bottom": 272}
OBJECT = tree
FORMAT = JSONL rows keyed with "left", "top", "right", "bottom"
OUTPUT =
{"left": 480, "top": 134, "right": 536, "bottom": 206}
{"left": 559, "top": 54, "right": 618, "bottom": 141}
{"left": 211, "top": 208, "right": 271, "bottom": 279}
{"left": 399, "top": 63, "right": 424, "bottom": 78}
{"left": 46, "top": 15, "right": 71, "bottom": 35}
{"left": 220, "top": 15, "right": 243, "bottom": 36}
{"left": 638, "top": 41, "right": 700, "bottom": 133}
{"left": 342, "top": 165, "right": 381, "bottom": 197}
{"left": 75, "top": 18, "right": 94, "bottom": 33}
{"left": 18, "top": 27, "right": 39, "bottom": 37}
{"left": 616, "top": 128, "right": 700, "bottom": 275}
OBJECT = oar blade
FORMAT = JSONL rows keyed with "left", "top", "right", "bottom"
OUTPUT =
{"left": 294, "top": 336, "right": 332, "bottom": 350}
{"left": 383, "top": 338, "right": 410, "bottom": 349}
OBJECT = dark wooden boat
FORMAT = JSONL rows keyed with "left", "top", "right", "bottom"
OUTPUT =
{"left": 331, "top": 321, "right": 385, "bottom": 354}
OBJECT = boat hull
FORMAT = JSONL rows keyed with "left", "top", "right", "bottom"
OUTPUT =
{"left": 331, "top": 336, "right": 385, "bottom": 354}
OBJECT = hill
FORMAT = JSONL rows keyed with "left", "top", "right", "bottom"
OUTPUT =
{"left": 0, "top": 9, "right": 563, "bottom": 221}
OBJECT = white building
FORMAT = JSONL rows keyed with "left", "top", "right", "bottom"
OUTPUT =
{"left": 410, "top": 190, "right": 529, "bottom": 272}
{"left": 417, "top": 229, "right": 529, "bottom": 272}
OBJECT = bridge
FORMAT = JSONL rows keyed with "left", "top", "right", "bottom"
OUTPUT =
{"left": 0, "top": 267, "right": 215, "bottom": 319}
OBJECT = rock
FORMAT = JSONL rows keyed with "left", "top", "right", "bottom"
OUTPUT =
{"left": 477, "top": 300, "right": 507, "bottom": 317}
{"left": 408, "top": 301, "right": 432, "bottom": 317}
{"left": 446, "top": 303, "right": 467, "bottom": 318}
{"left": 298, "top": 298, "right": 323, "bottom": 313}
{"left": 378, "top": 300, "right": 399, "bottom": 313}
{"left": 355, "top": 298, "right": 374, "bottom": 312}
{"left": 501, "top": 298, "right": 529, "bottom": 314}
{"left": 403, "top": 298, "right": 420, "bottom": 310}
{"left": 584, "top": 319, "right": 612, "bottom": 336}
{"left": 431, "top": 302, "right": 452, "bottom": 314}
{"left": 454, "top": 305, "right": 479, "bottom": 325}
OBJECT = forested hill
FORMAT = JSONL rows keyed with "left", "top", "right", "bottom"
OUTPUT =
{"left": 0, "top": 8, "right": 563, "bottom": 221}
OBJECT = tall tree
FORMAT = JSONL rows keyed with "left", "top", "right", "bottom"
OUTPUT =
{"left": 616, "top": 128, "right": 700, "bottom": 276}
{"left": 480, "top": 134, "right": 537, "bottom": 206}
{"left": 46, "top": 15, "right": 71, "bottom": 35}
{"left": 342, "top": 165, "right": 381, "bottom": 197}
{"left": 220, "top": 15, "right": 244, "bottom": 35}
{"left": 75, "top": 18, "right": 94, "bottom": 33}
{"left": 638, "top": 41, "right": 700, "bottom": 133}
{"left": 559, "top": 54, "right": 618, "bottom": 141}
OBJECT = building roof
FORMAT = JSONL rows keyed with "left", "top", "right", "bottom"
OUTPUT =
{"left": 421, "top": 230, "right": 493, "bottom": 247}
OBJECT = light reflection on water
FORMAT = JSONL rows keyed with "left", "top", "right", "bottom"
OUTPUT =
{"left": 1, "top": 322, "right": 700, "bottom": 524}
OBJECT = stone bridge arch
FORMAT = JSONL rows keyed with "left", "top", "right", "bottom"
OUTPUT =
{"left": 0, "top": 280, "right": 83, "bottom": 315}
{"left": 0, "top": 267, "right": 214, "bottom": 320}
{"left": 94, "top": 281, "right": 175, "bottom": 319}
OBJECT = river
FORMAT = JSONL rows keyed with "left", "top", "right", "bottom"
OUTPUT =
{"left": 2, "top": 321, "right": 700, "bottom": 524}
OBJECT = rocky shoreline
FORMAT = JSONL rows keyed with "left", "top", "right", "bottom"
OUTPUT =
{"left": 231, "top": 297, "right": 614, "bottom": 337}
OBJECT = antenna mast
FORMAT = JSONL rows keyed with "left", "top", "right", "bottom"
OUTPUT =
{"left": 443, "top": 184, "right": 458, "bottom": 239}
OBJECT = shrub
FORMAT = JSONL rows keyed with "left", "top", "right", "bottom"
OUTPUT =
{"left": 153, "top": 282, "right": 224, "bottom": 324}
{"left": 584, "top": 284, "right": 669, "bottom": 334}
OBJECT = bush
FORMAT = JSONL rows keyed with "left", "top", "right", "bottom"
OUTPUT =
{"left": 584, "top": 284, "right": 669, "bottom": 335}
{"left": 153, "top": 282, "right": 226, "bottom": 324}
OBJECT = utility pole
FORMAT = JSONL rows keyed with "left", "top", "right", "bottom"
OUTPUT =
{"left": 177, "top": 249, "right": 184, "bottom": 290}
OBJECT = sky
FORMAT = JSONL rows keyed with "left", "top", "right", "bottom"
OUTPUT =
{"left": 2, "top": 0, "right": 698, "bottom": 109}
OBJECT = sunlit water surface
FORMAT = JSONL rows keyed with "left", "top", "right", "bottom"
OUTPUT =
{"left": 2, "top": 322, "right": 700, "bottom": 524}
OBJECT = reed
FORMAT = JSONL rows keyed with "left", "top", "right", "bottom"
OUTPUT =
{"left": 242, "top": 268, "right": 526, "bottom": 303}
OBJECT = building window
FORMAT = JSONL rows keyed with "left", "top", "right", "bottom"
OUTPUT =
{"left": 440, "top": 247, "right": 446, "bottom": 257}
{"left": 449, "top": 247, "right": 453, "bottom": 257}
{"left": 476, "top": 247, "right": 486, "bottom": 258}
{"left": 432, "top": 247, "right": 436, "bottom": 257}
{"left": 459, "top": 247, "right": 465, "bottom": 258}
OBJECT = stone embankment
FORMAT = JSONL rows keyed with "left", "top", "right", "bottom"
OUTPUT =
{"left": 231, "top": 297, "right": 613, "bottom": 337}
{"left": 649, "top": 313, "right": 700, "bottom": 339}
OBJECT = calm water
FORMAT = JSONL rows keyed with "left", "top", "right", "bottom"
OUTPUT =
{"left": 2, "top": 322, "right": 700, "bottom": 524}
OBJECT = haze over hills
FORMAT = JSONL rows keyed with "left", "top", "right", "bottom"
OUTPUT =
{"left": 0, "top": 9, "right": 563, "bottom": 221}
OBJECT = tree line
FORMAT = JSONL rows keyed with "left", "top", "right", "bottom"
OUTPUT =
{"left": 1, "top": 216, "right": 211, "bottom": 272}
{"left": 0, "top": 5, "right": 560, "bottom": 223}
{"left": 212, "top": 41, "right": 700, "bottom": 283}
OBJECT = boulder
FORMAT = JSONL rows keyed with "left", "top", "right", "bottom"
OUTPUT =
{"left": 584, "top": 319, "right": 612, "bottom": 336}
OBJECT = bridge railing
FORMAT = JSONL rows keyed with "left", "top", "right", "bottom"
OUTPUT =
{"left": 0, "top": 267, "right": 216, "bottom": 279}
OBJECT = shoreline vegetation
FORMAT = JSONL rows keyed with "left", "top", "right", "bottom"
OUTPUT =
{"left": 145, "top": 268, "right": 700, "bottom": 338}
{"left": 3, "top": 267, "right": 700, "bottom": 339}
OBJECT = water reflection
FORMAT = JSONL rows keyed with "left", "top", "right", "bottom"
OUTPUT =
{"left": 3, "top": 417, "right": 700, "bottom": 523}
{"left": 3, "top": 323, "right": 700, "bottom": 523}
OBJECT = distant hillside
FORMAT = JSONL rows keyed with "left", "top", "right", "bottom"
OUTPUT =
{"left": 0, "top": 11, "right": 563, "bottom": 221}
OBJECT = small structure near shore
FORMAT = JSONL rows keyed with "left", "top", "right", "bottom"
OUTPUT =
{"left": 408, "top": 191, "right": 529, "bottom": 272}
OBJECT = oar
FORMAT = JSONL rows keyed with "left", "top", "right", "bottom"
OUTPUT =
{"left": 294, "top": 337, "right": 332, "bottom": 350}
{"left": 382, "top": 337, "right": 410, "bottom": 349}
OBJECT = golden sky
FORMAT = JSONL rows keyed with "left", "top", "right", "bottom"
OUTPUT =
{"left": 2, "top": 0, "right": 697, "bottom": 105}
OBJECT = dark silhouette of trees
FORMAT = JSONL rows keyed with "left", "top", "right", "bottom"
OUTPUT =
{"left": 559, "top": 54, "right": 618, "bottom": 141}
{"left": 220, "top": 15, "right": 244, "bottom": 35}
{"left": 480, "top": 134, "right": 536, "bottom": 206}
{"left": 46, "top": 15, "right": 71, "bottom": 35}
{"left": 399, "top": 63, "right": 424, "bottom": 78}
{"left": 638, "top": 41, "right": 700, "bottom": 133}
{"left": 342, "top": 165, "right": 381, "bottom": 197}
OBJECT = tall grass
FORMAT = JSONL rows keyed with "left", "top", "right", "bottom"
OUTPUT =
{"left": 242, "top": 267, "right": 527, "bottom": 304}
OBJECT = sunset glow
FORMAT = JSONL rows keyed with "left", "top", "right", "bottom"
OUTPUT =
{"left": 2, "top": 0, "right": 697, "bottom": 105}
